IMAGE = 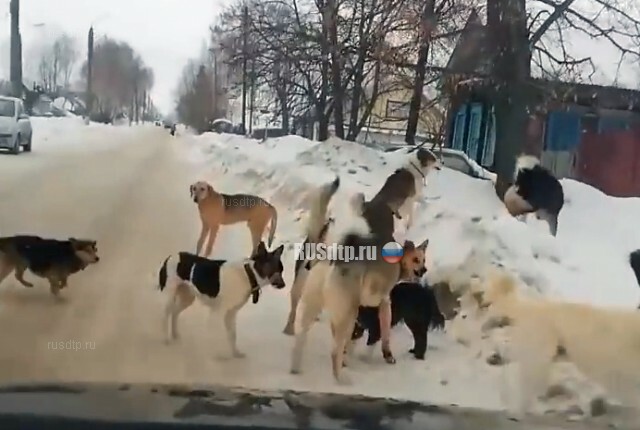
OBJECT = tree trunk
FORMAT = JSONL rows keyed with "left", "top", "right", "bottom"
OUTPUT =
{"left": 405, "top": 0, "right": 435, "bottom": 145}
{"left": 325, "top": 0, "right": 344, "bottom": 139}
{"left": 317, "top": 3, "right": 330, "bottom": 142}
{"left": 488, "top": 0, "right": 531, "bottom": 197}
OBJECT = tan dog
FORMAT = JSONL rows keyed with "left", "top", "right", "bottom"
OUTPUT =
{"left": 190, "top": 181, "right": 278, "bottom": 256}
{"left": 290, "top": 239, "right": 430, "bottom": 385}
{"left": 477, "top": 269, "right": 640, "bottom": 417}
{"left": 284, "top": 177, "right": 341, "bottom": 335}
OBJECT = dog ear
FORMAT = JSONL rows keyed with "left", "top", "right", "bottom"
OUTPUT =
{"left": 417, "top": 238, "right": 429, "bottom": 250}
{"left": 206, "top": 184, "right": 214, "bottom": 195}
{"left": 273, "top": 244, "right": 284, "bottom": 259}
{"left": 189, "top": 184, "right": 195, "bottom": 197}
{"left": 403, "top": 240, "right": 415, "bottom": 250}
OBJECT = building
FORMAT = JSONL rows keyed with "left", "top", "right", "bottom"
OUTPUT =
{"left": 441, "top": 9, "right": 640, "bottom": 197}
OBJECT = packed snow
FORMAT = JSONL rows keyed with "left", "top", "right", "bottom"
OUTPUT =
{"left": 183, "top": 130, "right": 640, "bottom": 415}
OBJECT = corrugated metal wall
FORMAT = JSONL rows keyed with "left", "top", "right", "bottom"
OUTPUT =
{"left": 576, "top": 128, "right": 640, "bottom": 197}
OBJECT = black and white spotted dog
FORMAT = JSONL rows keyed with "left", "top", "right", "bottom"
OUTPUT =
{"left": 503, "top": 155, "right": 564, "bottom": 236}
{"left": 158, "top": 241, "right": 285, "bottom": 357}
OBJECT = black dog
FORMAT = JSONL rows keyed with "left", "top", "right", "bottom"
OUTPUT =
{"left": 351, "top": 281, "right": 445, "bottom": 360}
{"left": 503, "top": 155, "right": 564, "bottom": 236}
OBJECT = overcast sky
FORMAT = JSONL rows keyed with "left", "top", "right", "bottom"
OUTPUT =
{"left": 0, "top": 0, "right": 225, "bottom": 114}
{"left": 1, "top": 1, "right": 637, "bottom": 116}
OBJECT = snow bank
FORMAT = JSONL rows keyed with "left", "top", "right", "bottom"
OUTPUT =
{"left": 184, "top": 132, "right": 640, "bottom": 414}
{"left": 187, "top": 132, "right": 640, "bottom": 308}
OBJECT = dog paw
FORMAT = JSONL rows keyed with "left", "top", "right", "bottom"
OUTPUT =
{"left": 283, "top": 326, "right": 295, "bottom": 336}
{"left": 233, "top": 351, "right": 246, "bottom": 359}
{"left": 290, "top": 367, "right": 302, "bottom": 375}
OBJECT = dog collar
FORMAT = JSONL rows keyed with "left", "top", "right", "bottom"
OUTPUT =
{"left": 243, "top": 263, "right": 261, "bottom": 304}
{"left": 410, "top": 162, "right": 427, "bottom": 185}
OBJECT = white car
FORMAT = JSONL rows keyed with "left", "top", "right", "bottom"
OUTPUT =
{"left": 0, "top": 96, "right": 33, "bottom": 154}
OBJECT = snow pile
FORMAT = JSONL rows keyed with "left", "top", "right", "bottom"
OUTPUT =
{"left": 24, "top": 117, "right": 157, "bottom": 154}
{"left": 184, "top": 132, "right": 640, "bottom": 415}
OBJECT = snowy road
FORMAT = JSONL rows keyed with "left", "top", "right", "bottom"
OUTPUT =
{"left": 0, "top": 122, "right": 637, "bottom": 429}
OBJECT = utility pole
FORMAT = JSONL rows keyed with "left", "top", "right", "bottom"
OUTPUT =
{"left": 241, "top": 5, "right": 249, "bottom": 135}
{"left": 9, "top": 0, "right": 23, "bottom": 98}
{"left": 86, "top": 26, "right": 94, "bottom": 122}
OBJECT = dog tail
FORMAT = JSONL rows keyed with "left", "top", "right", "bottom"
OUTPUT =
{"left": 629, "top": 249, "right": 640, "bottom": 288}
{"left": 306, "top": 176, "right": 340, "bottom": 243}
{"left": 514, "top": 154, "right": 540, "bottom": 180}
{"left": 267, "top": 204, "right": 278, "bottom": 248}
{"left": 158, "top": 256, "right": 170, "bottom": 291}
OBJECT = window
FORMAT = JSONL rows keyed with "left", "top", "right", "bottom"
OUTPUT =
{"left": 16, "top": 101, "right": 23, "bottom": 117}
{"left": 0, "top": 100, "right": 15, "bottom": 117}
{"left": 385, "top": 100, "right": 410, "bottom": 120}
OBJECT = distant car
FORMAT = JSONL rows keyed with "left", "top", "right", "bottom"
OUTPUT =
{"left": 209, "top": 118, "right": 233, "bottom": 133}
{"left": 0, "top": 96, "right": 33, "bottom": 154}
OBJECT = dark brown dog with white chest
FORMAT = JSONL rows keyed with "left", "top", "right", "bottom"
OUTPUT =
{"left": 0, "top": 235, "right": 100, "bottom": 298}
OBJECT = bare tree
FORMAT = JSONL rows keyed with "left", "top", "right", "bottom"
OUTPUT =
{"left": 485, "top": 0, "right": 640, "bottom": 190}
{"left": 174, "top": 58, "right": 223, "bottom": 133}
{"left": 35, "top": 33, "right": 78, "bottom": 93}
{"left": 79, "top": 38, "right": 154, "bottom": 122}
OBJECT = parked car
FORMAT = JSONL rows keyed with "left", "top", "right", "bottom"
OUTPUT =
{"left": 0, "top": 96, "right": 33, "bottom": 154}
{"left": 383, "top": 144, "right": 496, "bottom": 182}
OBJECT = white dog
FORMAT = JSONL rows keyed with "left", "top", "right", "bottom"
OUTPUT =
{"left": 477, "top": 269, "right": 640, "bottom": 416}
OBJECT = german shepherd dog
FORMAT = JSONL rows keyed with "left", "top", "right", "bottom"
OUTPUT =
{"left": 503, "top": 155, "right": 564, "bottom": 236}
{"left": 158, "top": 241, "right": 285, "bottom": 358}
{"left": 351, "top": 280, "right": 445, "bottom": 360}
{"left": 0, "top": 235, "right": 100, "bottom": 297}
{"left": 190, "top": 181, "right": 278, "bottom": 256}
{"left": 290, "top": 239, "right": 430, "bottom": 384}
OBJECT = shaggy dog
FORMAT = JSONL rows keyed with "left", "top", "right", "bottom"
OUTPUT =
{"left": 477, "top": 269, "right": 640, "bottom": 416}
{"left": 503, "top": 155, "right": 564, "bottom": 236}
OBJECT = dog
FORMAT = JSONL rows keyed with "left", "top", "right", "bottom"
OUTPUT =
{"left": 190, "top": 181, "right": 278, "bottom": 256}
{"left": 476, "top": 269, "right": 640, "bottom": 416}
{"left": 290, "top": 239, "right": 430, "bottom": 384}
{"left": 351, "top": 280, "right": 445, "bottom": 360}
{"left": 368, "top": 146, "right": 441, "bottom": 234}
{"left": 503, "top": 155, "right": 564, "bottom": 236}
{"left": 0, "top": 235, "right": 100, "bottom": 297}
{"left": 158, "top": 241, "right": 285, "bottom": 358}
{"left": 283, "top": 177, "right": 340, "bottom": 335}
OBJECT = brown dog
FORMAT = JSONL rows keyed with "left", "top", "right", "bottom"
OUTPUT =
{"left": 190, "top": 181, "right": 278, "bottom": 256}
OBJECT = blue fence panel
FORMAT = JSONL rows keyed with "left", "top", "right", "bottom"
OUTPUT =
{"left": 451, "top": 104, "right": 467, "bottom": 151}
{"left": 544, "top": 111, "right": 582, "bottom": 151}
{"left": 466, "top": 103, "right": 483, "bottom": 162}
{"left": 481, "top": 106, "right": 496, "bottom": 167}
